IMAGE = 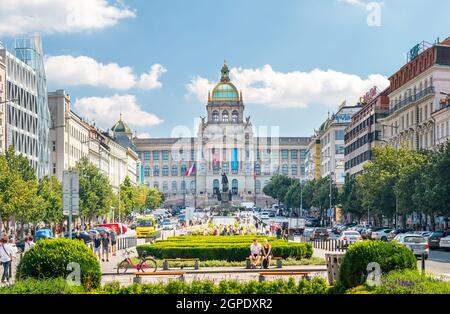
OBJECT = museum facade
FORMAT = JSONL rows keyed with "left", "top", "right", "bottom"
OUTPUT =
{"left": 132, "top": 63, "right": 310, "bottom": 207}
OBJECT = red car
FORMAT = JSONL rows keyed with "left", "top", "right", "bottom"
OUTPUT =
{"left": 97, "top": 223, "right": 127, "bottom": 234}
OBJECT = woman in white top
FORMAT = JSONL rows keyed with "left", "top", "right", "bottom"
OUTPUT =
{"left": 24, "top": 236, "right": 36, "bottom": 252}
{"left": 0, "top": 237, "right": 16, "bottom": 283}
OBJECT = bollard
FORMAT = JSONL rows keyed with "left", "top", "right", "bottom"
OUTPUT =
{"left": 421, "top": 253, "right": 426, "bottom": 273}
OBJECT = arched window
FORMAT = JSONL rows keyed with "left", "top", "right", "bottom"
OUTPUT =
{"left": 190, "top": 180, "right": 196, "bottom": 193}
{"left": 255, "top": 163, "right": 261, "bottom": 175}
{"left": 153, "top": 181, "right": 159, "bottom": 190}
{"left": 255, "top": 180, "right": 261, "bottom": 194}
{"left": 153, "top": 165, "right": 160, "bottom": 176}
{"left": 162, "top": 181, "right": 168, "bottom": 193}
{"left": 181, "top": 180, "right": 186, "bottom": 192}
{"left": 171, "top": 165, "right": 178, "bottom": 176}
{"left": 171, "top": 181, "right": 177, "bottom": 192}
{"left": 180, "top": 164, "right": 187, "bottom": 175}
{"left": 282, "top": 164, "right": 289, "bottom": 175}
{"left": 162, "top": 165, "right": 169, "bottom": 176}
{"left": 144, "top": 165, "right": 151, "bottom": 177}
{"left": 222, "top": 110, "right": 229, "bottom": 122}
{"left": 212, "top": 110, "right": 219, "bottom": 122}
{"left": 232, "top": 179, "right": 238, "bottom": 195}
{"left": 232, "top": 110, "right": 239, "bottom": 123}
{"left": 291, "top": 164, "right": 298, "bottom": 176}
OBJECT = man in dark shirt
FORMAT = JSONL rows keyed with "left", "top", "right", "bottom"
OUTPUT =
{"left": 101, "top": 232, "right": 111, "bottom": 262}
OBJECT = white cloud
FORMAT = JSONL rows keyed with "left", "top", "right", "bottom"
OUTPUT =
{"left": 186, "top": 65, "right": 389, "bottom": 109}
{"left": 0, "top": 0, "right": 136, "bottom": 36}
{"left": 45, "top": 55, "right": 166, "bottom": 90}
{"left": 73, "top": 94, "right": 163, "bottom": 129}
{"left": 136, "top": 64, "right": 167, "bottom": 90}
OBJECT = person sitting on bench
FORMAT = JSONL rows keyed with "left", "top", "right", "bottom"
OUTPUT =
{"left": 249, "top": 239, "right": 262, "bottom": 269}
{"left": 261, "top": 239, "right": 273, "bottom": 269}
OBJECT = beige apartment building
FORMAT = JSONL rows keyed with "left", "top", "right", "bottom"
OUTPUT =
{"left": 380, "top": 38, "right": 450, "bottom": 150}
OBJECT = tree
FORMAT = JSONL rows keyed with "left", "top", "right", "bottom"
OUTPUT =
{"left": 144, "top": 187, "right": 164, "bottom": 210}
{"left": 117, "top": 176, "right": 135, "bottom": 221}
{"left": 72, "top": 157, "right": 112, "bottom": 223}
{"left": 0, "top": 147, "right": 41, "bottom": 233}
{"left": 340, "top": 173, "right": 364, "bottom": 220}
{"left": 263, "top": 174, "right": 293, "bottom": 205}
{"left": 37, "top": 176, "right": 63, "bottom": 225}
{"left": 313, "top": 177, "right": 338, "bottom": 224}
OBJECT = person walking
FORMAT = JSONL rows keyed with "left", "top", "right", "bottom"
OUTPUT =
{"left": 110, "top": 229, "right": 117, "bottom": 257}
{"left": 93, "top": 233, "right": 102, "bottom": 261}
{"left": 101, "top": 232, "right": 111, "bottom": 262}
{"left": 0, "top": 237, "right": 15, "bottom": 283}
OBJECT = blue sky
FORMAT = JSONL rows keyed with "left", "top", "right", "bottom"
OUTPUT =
{"left": 1, "top": 0, "right": 449, "bottom": 137}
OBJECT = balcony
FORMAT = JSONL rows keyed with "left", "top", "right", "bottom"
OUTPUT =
{"left": 389, "top": 86, "right": 435, "bottom": 115}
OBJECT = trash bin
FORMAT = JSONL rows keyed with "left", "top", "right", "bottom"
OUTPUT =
{"left": 325, "top": 252, "right": 346, "bottom": 286}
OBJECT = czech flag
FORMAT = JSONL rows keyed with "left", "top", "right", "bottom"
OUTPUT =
{"left": 185, "top": 162, "right": 196, "bottom": 176}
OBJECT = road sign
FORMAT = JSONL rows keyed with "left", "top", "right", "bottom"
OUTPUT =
{"left": 63, "top": 171, "right": 80, "bottom": 216}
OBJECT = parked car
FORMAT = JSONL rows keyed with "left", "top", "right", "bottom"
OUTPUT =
{"left": 91, "top": 226, "right": 111, "bottom": 235}
{"left": 338, "top": 230, "right": 363, "bottom": 248}
{"left": 97, "top": 223, "right": 127, "bottom": 234}
{"left": 394, "top": 234, "right": 429, "bottom": 259}
{"left": 163, "top": 221, "right": 174, "bottom": 230}
{"left": 331, "top": 224, "right": 344, "bottom": 234}
{"left": 260, "top": 212, "right": 270, "bottom": 220}
{"left": 388, "top": 228, "right": 415, "bottom": 241}
{"left": 439, "top": 235, "right": 450, "bottom": 250}
{"left": 371, "top": 228, "right": 393, "bottom": 241}
{"left": 63, "top": 231, "right": 93, "bottom": 244}
{"left": 310, "top": 227, "right": 328, "bottom": 240}
{"left": 302, "top": 227, "right": 314, "bottom": 239}
{"left": 428, "top": 230, "right": 450, "bottom": 249}
{"left": 413, "top": 231, "right": 432, "bottom": 241}
{"left": 35, "top": 229, "right": 54, "bottom": 241}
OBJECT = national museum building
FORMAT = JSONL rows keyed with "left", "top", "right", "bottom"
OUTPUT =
{"left": 130, "top": 63, "right": 310, "bottom": 207}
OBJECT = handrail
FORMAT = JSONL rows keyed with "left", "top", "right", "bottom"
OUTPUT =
{"left": 389, "top": 86, "right": 435, "bottom": 115}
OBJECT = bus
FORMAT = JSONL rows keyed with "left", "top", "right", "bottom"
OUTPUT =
{"left": 135, "top": 216, "right": 158, "bottom": 238}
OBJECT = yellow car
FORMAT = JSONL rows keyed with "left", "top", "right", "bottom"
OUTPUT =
{"left": 135, "top": 216, "right": 158, "bottom": 238}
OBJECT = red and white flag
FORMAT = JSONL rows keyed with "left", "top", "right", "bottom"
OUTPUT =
{"left": 185, "top": 162, "right": 196, "bottom": 176}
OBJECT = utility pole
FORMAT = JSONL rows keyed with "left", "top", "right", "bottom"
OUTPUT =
{"left": 329, "top": 172, "right": 333, "bottom": 227}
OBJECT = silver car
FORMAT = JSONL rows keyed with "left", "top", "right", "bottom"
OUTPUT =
{"left": 394, "top": 234, "right": 429, "bottom": 259}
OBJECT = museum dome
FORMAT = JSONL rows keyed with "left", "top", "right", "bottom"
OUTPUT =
{"left": 210, "top": 61, "right": 240, "bottom": 102}
{"left": 111, "top": 113, "right": 132, "bottom": 133}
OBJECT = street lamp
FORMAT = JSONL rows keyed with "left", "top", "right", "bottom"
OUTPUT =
{"left": 321, "top": 154, "right": 335, "bottom": 227}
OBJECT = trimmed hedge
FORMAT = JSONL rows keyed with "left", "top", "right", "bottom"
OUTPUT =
{"left": 102, "top": 277, "right": 328, "bottom": 294}
{"left": 339, "top": 240, "right": 417, "bottom": 289}
{"left": 0, "top": 278, "right": 86, "bottom": 294}
{"left": 137, "top": 236, "right": 313, "bottom": 261}
{"left": 16, "top": 238, "right": 101, "bottom": 289}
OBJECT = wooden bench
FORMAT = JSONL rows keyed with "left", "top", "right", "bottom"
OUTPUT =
{"left": 133, "top": 271, "right": 185, "bottom": 284}
{"left": 163, "top": 258, "right": 200, "bottom": 270}
{"left": 258, "top": 271, "right": 311, "bottom": 282}
{"left": 246, "top": 257, "right": 283, "bottom": 269}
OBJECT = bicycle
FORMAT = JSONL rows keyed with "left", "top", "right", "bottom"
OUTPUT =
{"left": 116, "top": 249, "right": 157, "bottom": 274}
